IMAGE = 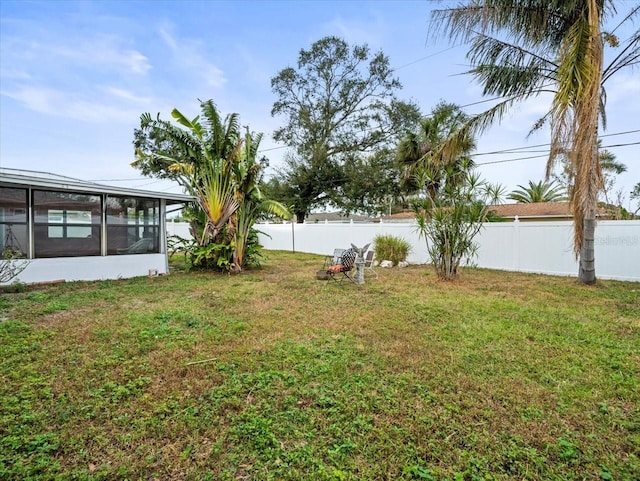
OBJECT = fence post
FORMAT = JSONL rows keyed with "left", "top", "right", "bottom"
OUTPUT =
{"left": 513, "top": 216, "right": 520, "bottom": 272}
{"left": 291, "top": 221, "right": 295, "bottom": 253}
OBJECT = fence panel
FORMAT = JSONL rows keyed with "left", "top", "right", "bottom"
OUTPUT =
{"left": 255, "top": 220, "right": 640, "bottom": 281}
{"left": 166, "top": 220, "right": 640, "bottom": 281}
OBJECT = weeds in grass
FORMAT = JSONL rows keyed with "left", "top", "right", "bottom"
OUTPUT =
{"left": 0, "top": 251, "right": 638, "bottom": 480}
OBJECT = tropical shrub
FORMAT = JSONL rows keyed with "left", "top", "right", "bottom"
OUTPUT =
{"left": 242, "top": 228, "right": 266, "bottom": 269}
{"left": 191, "top": 240, "right": 235, "bottom": 272}
{"left": 373, "top": 234, "right": 411, "bottom": 266}
{"left": 414, "top": 173, "right": 497, "bottom": 280}
{"left": 133, "top": 100, "right": 290, "bottom": 273}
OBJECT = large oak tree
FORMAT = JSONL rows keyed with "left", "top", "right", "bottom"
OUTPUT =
{"left": 270, "top": 36, "right": 420, "bottom": 222}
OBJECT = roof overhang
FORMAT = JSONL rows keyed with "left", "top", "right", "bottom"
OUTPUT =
{"left": 0, "top": 168, "right": 195, "bottom": 205}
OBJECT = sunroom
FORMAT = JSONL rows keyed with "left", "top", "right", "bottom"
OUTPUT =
{"left": 0, "top": 168, "right": 193, "bottom": 285}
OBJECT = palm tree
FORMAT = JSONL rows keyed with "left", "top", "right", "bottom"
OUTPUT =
{"left": 429, "top": 1, "right": 639, "bottom": 284}
{"left": 508, "top": 180, "right": 567, "bottom": 203}
{"left": 397, "top": 101, "right": 476, "bottom": 200}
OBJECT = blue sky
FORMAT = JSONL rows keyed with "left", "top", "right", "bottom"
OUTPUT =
{"left": 1, "top": 0, "right": 638, "bottom": 207}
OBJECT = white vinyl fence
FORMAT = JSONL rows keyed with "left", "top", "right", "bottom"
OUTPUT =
{"left": 167, "top": 220, "right": 640, "bottom": 282}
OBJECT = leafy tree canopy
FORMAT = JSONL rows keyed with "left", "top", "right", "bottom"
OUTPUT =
{"left": 270, "top": 36, "right": 420, "bottom": 222}
{"left": 397, "top": 101, "right": 476, "bottom": 200}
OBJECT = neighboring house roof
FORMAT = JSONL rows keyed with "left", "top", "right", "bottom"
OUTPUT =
{"left": 377, "top": 211, "right": 415, "bottom": 222}
{"left": 488, "top": 202, "right": 610, "bottom": 219}
{"left": 489, "top": 202, "right": 574, "bottom": 219}
{"left": 0, "top": 168, "right": 194, "bottom": 204}
{"left": 377, "top": 202, "right": 610, "bottom": 222}
{"left": 304, "top": 212, "right": 374, "bottom": 223}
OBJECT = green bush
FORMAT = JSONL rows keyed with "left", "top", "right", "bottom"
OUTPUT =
{"left": 181, "top": 228, "right": 265, "bottom": 272}
{"left": 373, "top": 234, "right": 411, "bottom": 266}
{"left": 413, "top": 173, "right": 495, "bottom": 280}
{"left": 191, "top": 241, "right": 235, "bottom": 271}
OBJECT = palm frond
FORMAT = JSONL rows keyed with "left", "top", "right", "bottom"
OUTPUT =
{"left": 602, "top": 29, "right": 639, "bottom": 83}
{"left": 258, "top": 199, "right": 292, "bottom": 219}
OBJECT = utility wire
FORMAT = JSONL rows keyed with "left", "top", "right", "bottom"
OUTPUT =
{"left": 392, "top": 46, "right": 458, "bottom": 71}
{"left": 476, "top": 141, "right": 640, "bottom": 166}
{"left": 95, "top": 131, "right": 637, "bottom": 184}
{"left": 473, "top": 130, "right": 639, "bottom": 156}
{"left": 131, "top": 179, "right": 166, "bottom": 188}
{"left": 87, "top": 177, "right": 148, "bottom": 182}
{"left": 257, "top": 128, "right": 639, "bottom": 156}
{"left": 476, "top": 154, "right": 548, "bottom": 166}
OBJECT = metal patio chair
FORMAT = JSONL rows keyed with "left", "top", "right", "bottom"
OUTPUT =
{"left": 116, "top": 237, "right": 154, "bottom": 254}
{"left": 324, "top": 248, "right": 345, "bottom": 269}
{"left": 326, "top": 249, "right": 357, "bottom": 285}
{"left": 364, "top": 250, "right": 378, "bottom": 278}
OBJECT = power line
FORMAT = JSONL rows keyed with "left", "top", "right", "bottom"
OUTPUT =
{"left": 257, "top": 128, "right": 639, "bottom": 158}
{"left": 600, "top": 129, "right": 640, "bottom": 138}
{"left": 258, "top": 145, "right": 288, "bottom": 153}
{"left": 96, "top": 130, "right": 636, "bottom": 185}
{"left": 392, "top": 46, "right": 458, "bottom": 71}
{"left": 473, "top": 130, "right": 640, "bottom": 156}
{"left": 475, "top": 141, "right": 640, "bottom": 166}
{"left": 476, "top": 154, "right": 548, "bottom": 166}
{"left": 131, "top": 179, "right": 165, "bottom": 188}
{"left": 601, "top": 141, "right": 640, "bottom": 149}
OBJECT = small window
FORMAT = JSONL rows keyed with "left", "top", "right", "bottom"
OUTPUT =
{"left": 47, "top": 209, "right": 93, "bottom": 238}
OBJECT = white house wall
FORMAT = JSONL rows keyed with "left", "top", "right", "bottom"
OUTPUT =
{"left": 11, "top": 254, "right": 168, "bottom": 285}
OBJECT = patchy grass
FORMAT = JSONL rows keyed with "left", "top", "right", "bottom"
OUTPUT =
{"left": 0, "top": 250, "right": 638, "bottom": 480}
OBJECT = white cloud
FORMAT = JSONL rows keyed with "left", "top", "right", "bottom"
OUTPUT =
{"left": 1, "top": 33, "right": 151, "bottom": 78}
{"left": 157, "top": 24, "right": 226, "bottom": 89}
{"left": 3, "top": 86, "right": 140, "bottom": 123}
{"left": 104, "top": 86, "right": 152, "bottom": 104}
{"left": 324, "top": 14, "right": 385, "bottom": 47}
{"left": 121, "top": 50, "right": 152, "bottom": 75}
{"left": 0, "top": 24, "right": 155, "bottom": 121}
{"left": 45, "top": 39, "right": 151, "bottom": 75}
{"left": 0, "top": 68, "right": 32, "bottom": 81}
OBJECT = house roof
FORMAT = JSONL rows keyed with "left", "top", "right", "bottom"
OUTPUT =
{"left": 488, "top": 202, "right": 610, "bottom": 218}
{"left": 304, "top": 211, "right": 374, "bottom": 223}
{"left": 0, "top": 168, "right": 194, "bottom": 204}
{"left": 378, "top": 202, "right": 608, "bottom": 221}
{"left": 488, "top": 202, "right": 574, "bottom": 218}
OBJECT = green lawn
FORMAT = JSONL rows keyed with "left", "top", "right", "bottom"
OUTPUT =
{"left": 1, "top": 251, "right": 638, "bottom": 480}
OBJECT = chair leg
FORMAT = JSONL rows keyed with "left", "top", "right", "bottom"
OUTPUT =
{"left": 326, "top": 271, "right": 356, "bottom": 286}
{"left": 342, "top": 271, "right": 357, "bottom": 284}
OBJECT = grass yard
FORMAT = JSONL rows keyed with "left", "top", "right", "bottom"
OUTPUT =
{"left": 1, "top": 250, "right": 638, "bottom": 480}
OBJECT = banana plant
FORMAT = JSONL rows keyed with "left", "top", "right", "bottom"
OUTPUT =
{"left": 230, "top": 128, "right": 290, "bottom": 271}
{"left": 134, "top": 99, "right": 290, "bottom": 271}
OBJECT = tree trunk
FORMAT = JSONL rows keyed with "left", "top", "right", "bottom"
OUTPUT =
{"left": 295, "top": 211, "right": 306, "bottom": 224}
{"left": 578, "top": 207, "right": 597, "bottom": 285}
{"left": 577, "top": 122, "right": 601, "bottom": 285}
